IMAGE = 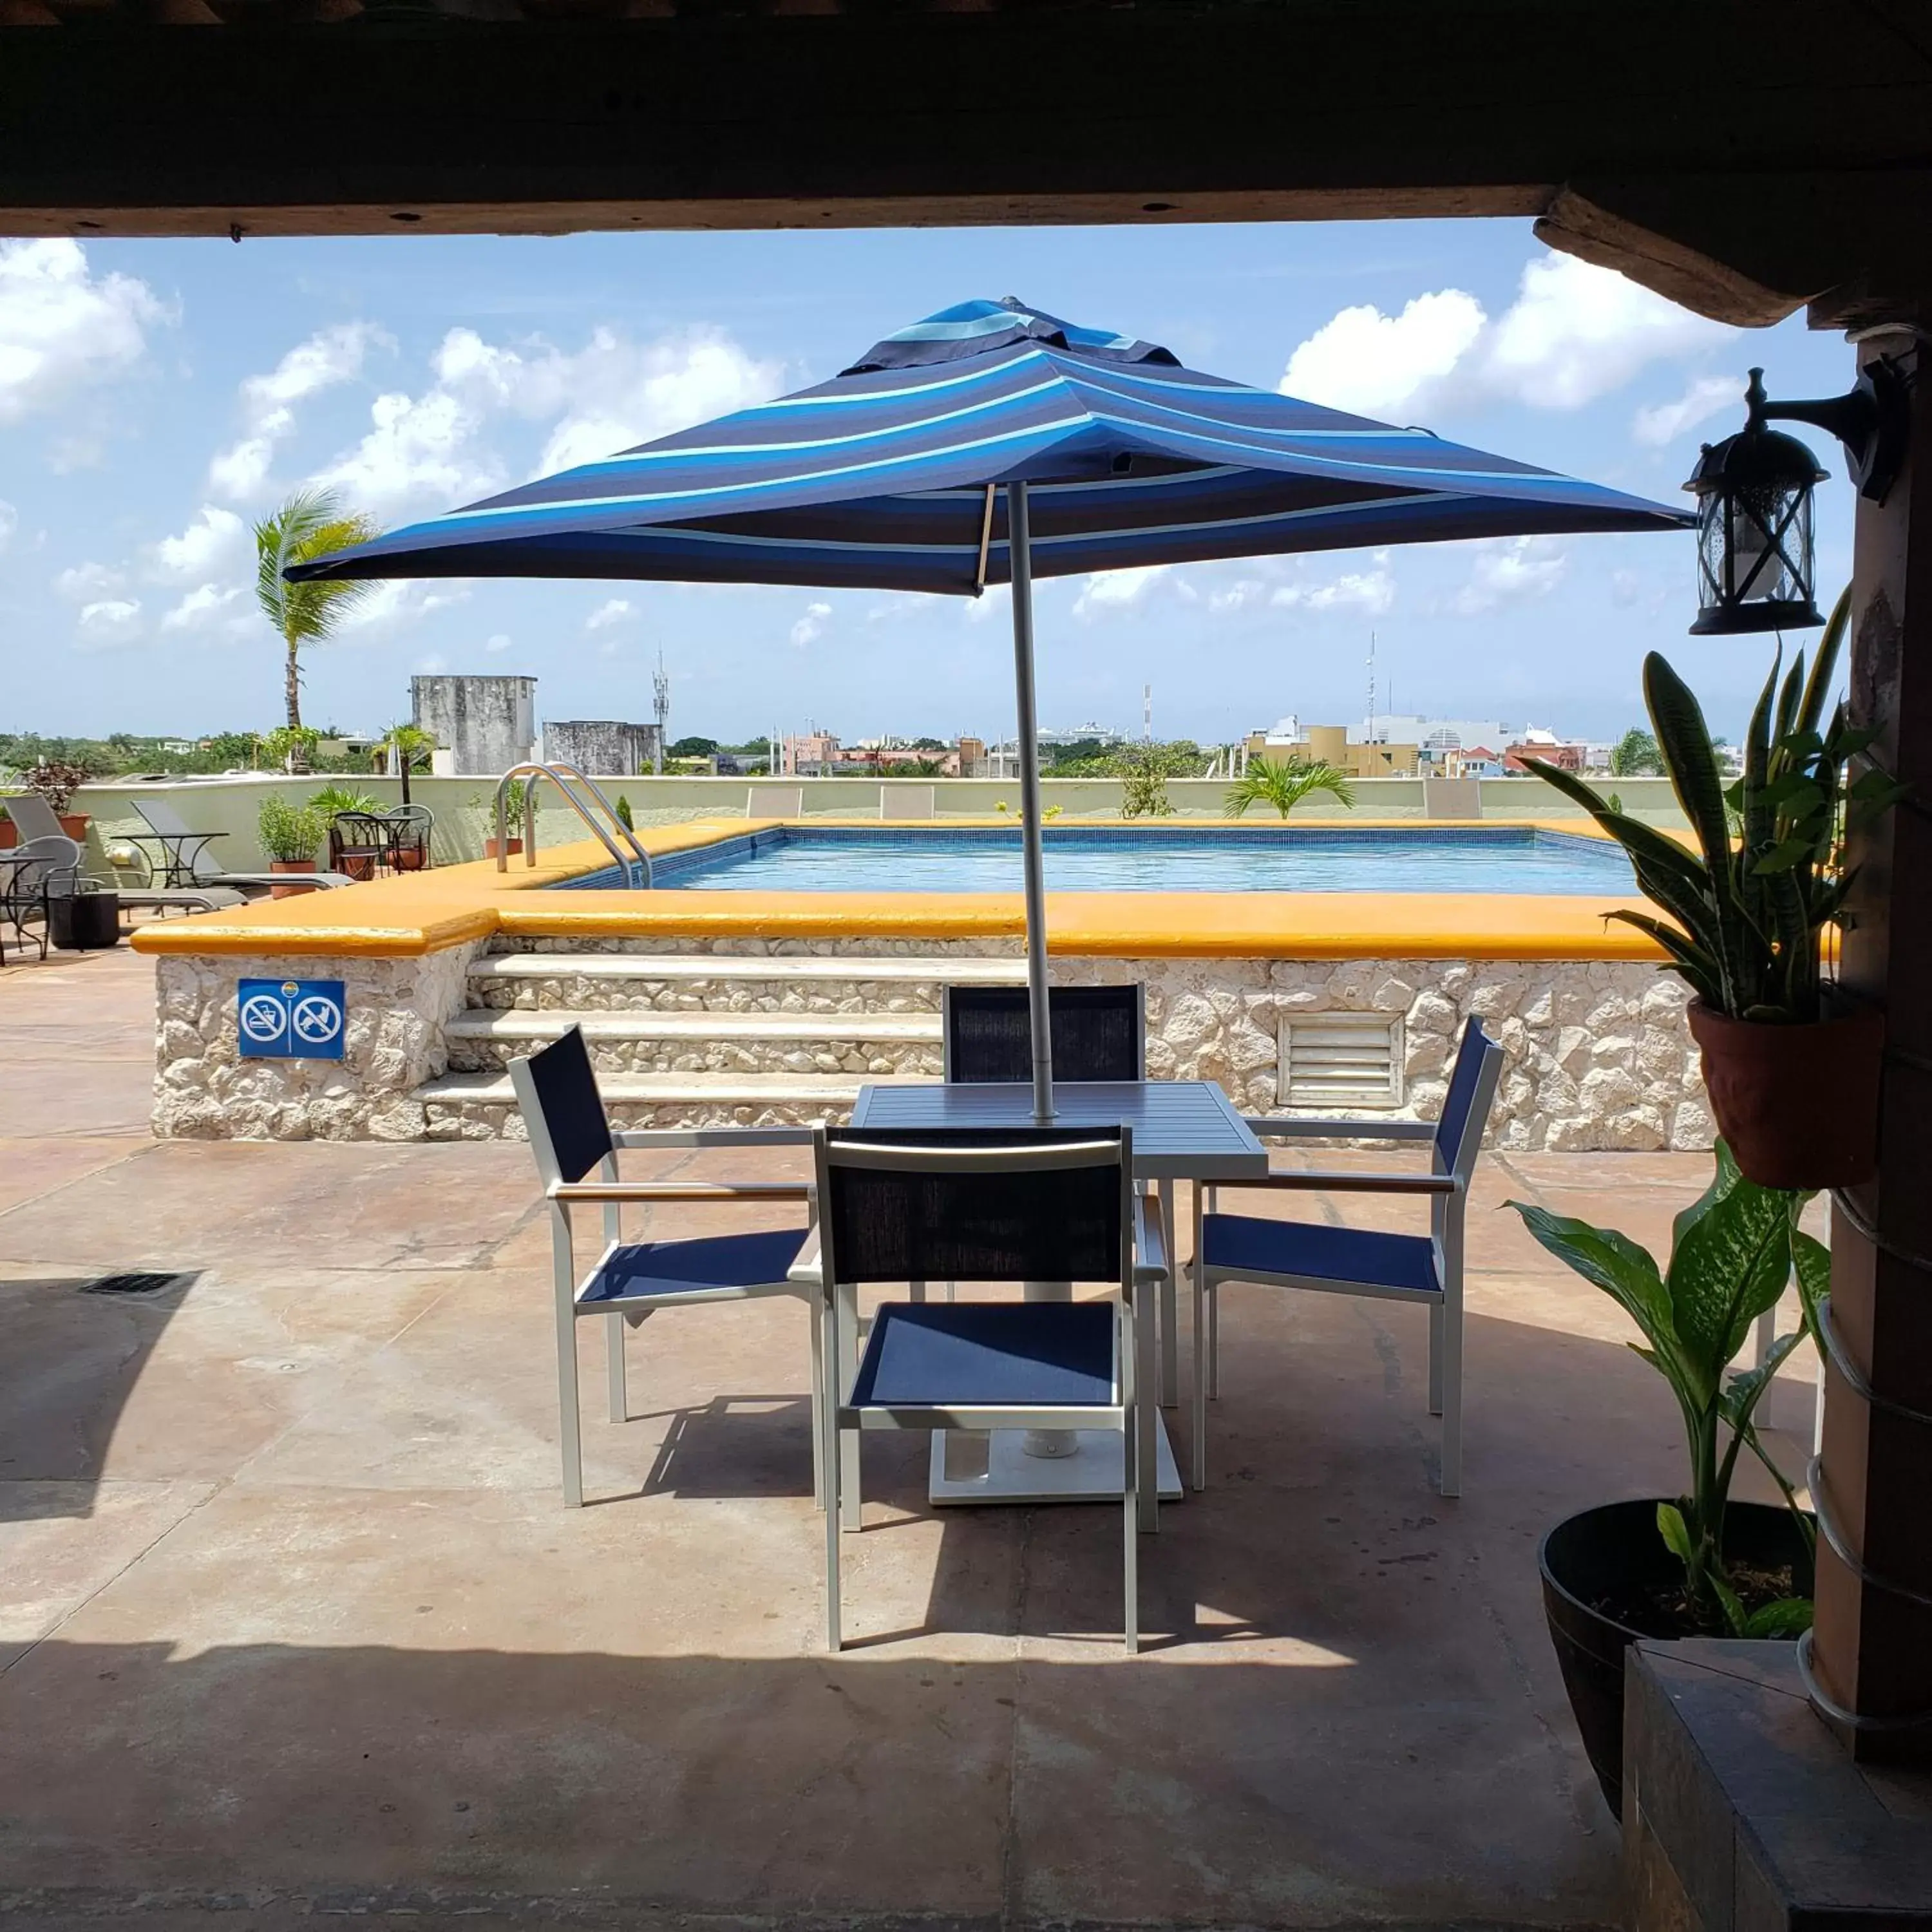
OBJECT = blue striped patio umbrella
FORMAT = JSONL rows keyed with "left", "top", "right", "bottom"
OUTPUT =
{"left": 296, "top": 297, "right": 1690, "bottom": 1119}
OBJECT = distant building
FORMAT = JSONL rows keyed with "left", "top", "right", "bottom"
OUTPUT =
{"left": 1446, "top": 746, "right": 1506, "bottom": 779}
{"left": 956, "top": 735, "right": 987, "bottom": 777}
{"left": 413, "top": 675, "right": 538, "bottom": 776}
{"left": 780, "top": 730, "right": 840, "bottom": 775}
{"left": 1246, "top": 723, "right": 1419, "bottom": 777}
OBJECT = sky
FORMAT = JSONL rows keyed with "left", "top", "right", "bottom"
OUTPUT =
{"left": 0, "top": 219, "right": 1858, "bottom": 749}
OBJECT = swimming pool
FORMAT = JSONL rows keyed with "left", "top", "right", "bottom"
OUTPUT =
{"left": 561, "top": 825, "right": 1638, "bottom": 895}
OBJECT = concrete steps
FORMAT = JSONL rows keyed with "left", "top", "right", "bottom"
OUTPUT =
{"left": 417, "top": 1067, "right": 925, "bottom": 1139}
{"left": 444, "top": 1007, "right": 945, "bottom": 1075}
{"left": 417, "top": 946, "right": 1023, "bottom": 1134}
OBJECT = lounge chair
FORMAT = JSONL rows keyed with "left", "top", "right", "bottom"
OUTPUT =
{"left": 878, "top": 781, "right": 936, "bottom": 820}
{"left": 1422, "top": 776, "right": 1484, "bottom": 820}
{"left": 129, "top": 796, "right": 356, "bottom": 893}
{"left": 2, "top": 800, "right": 240, "bottom": 927}
{"left": 509, "top": 1026, "right": 820, "bottom": 1508}
{"left": 744, "top": 783, "right": 803, "bottom": 820}
{"left": 1190, "top": 1018, "right": 1505, "bottom": 1497}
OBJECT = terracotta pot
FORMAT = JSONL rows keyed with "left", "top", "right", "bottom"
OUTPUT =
{"left": 391, "top": 845, "right": 426, "bottom": 871}
{"left": 484, "top": 837, "right": 524, "bottom": 860}
{"left": 269, "top": 858, "right": 319, "bottom": 900}
{"left": 1687, "top": 999, "right": 1884, "bottom": 1189}
{"left": 1, "top": 813, "right": 88, "bottom": 848}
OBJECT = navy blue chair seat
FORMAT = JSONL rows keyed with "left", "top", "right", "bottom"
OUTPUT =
{"left": 851, "top": 1301, "right": 1117, "bottom": 1410}
{"left": 1200, "top": 1215, "right": 1441, "bottom": 1301}
{"left": 582, "top": 1228, "right": 812, "bottom": 1307}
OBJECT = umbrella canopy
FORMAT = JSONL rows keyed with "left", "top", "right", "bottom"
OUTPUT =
{"left": 293, "top": 297, "right": 1688, "bottom": 596}
{"left": 295, "top": 296, "right": 1691, "bottom": 1119}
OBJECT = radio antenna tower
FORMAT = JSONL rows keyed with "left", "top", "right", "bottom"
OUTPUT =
{"left": 1143, "top": 683, "right": 1153, "bottom": 742}
{"left": 1365, "top": 632, "right": 1378, "bottom": 744}
{"left": 652, "top": 650, "right": 670, "bottom": 775}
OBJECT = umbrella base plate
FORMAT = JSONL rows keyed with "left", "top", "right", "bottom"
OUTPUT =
{"left": 927, "top": 1418, "right": 1182, "bottom": 1506}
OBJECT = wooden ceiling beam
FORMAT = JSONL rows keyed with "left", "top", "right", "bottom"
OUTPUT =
{"left": 3, "top": 2, "right": 1928, "bottom": 325}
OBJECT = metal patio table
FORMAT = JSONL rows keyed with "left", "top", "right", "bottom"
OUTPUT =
{"left": 849, "top": 1079, "right": 1268, "bottom": 1529}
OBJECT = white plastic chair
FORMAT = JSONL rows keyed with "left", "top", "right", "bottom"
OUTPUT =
{"left": 744, "top": 784, "right": 803, "bottom": 820}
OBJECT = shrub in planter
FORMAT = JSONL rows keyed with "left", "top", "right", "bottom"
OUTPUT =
{"left": 1521, "top": 587, "right": 1906, "bottom": 1188}
{"left": 473, "top": 778, "right": 529, "bottom": 858}
{"left": 2, "top": 759, "right": 96, "bottom": 847}
{"left": 257, "top": 795, "right": 327, "bottom": 897}
{"left": 1510, "top": 1145, "right": 1826, "bottom": 1817}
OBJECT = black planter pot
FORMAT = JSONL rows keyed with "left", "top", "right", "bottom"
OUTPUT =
{"left": 1539, "top": 1498, "right": 1814, "bottom": 1821}
{"left": 48, "top": 888, "right": 120, "bottom": 951}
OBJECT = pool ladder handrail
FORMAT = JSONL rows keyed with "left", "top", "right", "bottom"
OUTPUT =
{"left": 493, "top": 762, "right": 654, "bottom": 888}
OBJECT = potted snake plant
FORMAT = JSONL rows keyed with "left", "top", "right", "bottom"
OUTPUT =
{"left": 1521, "top": 587, "right": 1902, "bottom": 1188}
{"left": 1513, "top": 1146, "right": 1824, "bottom": 1819}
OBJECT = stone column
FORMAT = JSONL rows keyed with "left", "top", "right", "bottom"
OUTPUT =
{"left": 1809, "top": 328, "right": 1932, "bottom": 1759}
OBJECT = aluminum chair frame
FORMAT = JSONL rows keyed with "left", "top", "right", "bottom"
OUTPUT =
{"left": 0, "top": 835, "right": 80, "bottom": 960}
{"left": 878, "top": 781, "right": 936, "bottom": 820}
{"left": 813, "top": 1126, "right": 1151, "bottom": 1651}
{"left": 509, "top": 1030, "right": 819, "bottom": 1509}
{"left": 130, "top": 797, "right": 357, "bottom": 891}
{"left": 1191, "top": 1019, "right": 1505, "bottom": 1499}
{"left": 744, "top": 784, "right": 804, "bottom": 820}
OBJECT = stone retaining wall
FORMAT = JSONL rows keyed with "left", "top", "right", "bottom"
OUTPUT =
{"left": 151, "top": 934, "right": 1708, "bottom": 1150}
{"left": 153, "top": 945, "right": 478, "bottom": 1141}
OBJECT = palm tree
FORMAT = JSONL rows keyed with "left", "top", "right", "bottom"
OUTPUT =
{"left": 379, "top": 722, "right": 438, "bottom": 805}
{"left": 254, "top": 489, "right": 380, "bottom": 765}
{"left": 1224, "top": 755, "right": 1356, "bottom": 819}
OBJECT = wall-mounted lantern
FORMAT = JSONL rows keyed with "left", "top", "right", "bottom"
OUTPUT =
{"left": 1687, "top": 359, "right": 1911, "bottom": 636}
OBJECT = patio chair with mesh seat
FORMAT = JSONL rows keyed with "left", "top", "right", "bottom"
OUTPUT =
{"left": 942, "top": 981, "right": 1145, "bottom": 1084}
{"left": 813, "top": 1123, "right": 1151, "bottom": 1650}
{"left": 745, "top": 783, "right": 803, "bottom": 820}
{"left": 0, "top": 835, "right": 78, "bottom": 960}
{"left": 1190, "top": 1016, "right": 1505, "bottom": 1497}
{"left": 509, "top": 1025, "right": 821, "bottom": 1508}
{"left": 327, "top": 811, "right": 392, "bottom": 881}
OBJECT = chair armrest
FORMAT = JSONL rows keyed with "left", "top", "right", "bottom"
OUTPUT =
{"left": 551, "top": 1180, "right": 814, "bottom": 1203}
{"left": 1217, "top": 1170, "right": 1457, "bottom": 1196}
{"left": 1131, "top": 1188, "right": 1169, "bottom": 1283}
{"left": 1241, "top": 1116, "right": 1438, "bottom": 1142}
{"left": 612, "top": 1126, "right": 815, "bottom": 1150}
{"left": 787, "top": 1225, "right": 824, "bottom": 1287}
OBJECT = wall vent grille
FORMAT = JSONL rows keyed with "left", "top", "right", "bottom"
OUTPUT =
{"left": 1278, "top": 1012, "right": 1405, "bottom": 1110}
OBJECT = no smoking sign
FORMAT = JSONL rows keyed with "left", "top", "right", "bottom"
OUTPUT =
{"left": 237, "top": 978, "right": 346, "bottom": 1060}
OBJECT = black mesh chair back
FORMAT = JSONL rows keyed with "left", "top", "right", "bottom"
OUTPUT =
{"left": 1434, "top": 1019, "right": 1497, "bottom": 1173}
{"left": 943, "top": 983, "right": 1144, "bottom": 1084}
{"left": 820, "top": 1127, "right": 1128, "bottom": 1287}
{"left": 515, "top": 1026, "right": 616, "bottom": 1184}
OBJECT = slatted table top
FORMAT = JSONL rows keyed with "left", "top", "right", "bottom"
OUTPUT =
{"left": 850, "top": 1079, "right": 1269, "bottom": 1180}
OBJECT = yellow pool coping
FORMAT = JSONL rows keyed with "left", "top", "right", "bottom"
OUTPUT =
{"left": 129, "top": 815, "right": 1671, "bottom": 963}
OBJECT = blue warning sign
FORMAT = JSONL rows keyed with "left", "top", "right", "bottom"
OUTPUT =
{"left": 237, "top": 978, "right": 346, "bottom": 1060}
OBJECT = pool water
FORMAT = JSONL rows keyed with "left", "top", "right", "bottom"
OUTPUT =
{"left": 562, "top": 826, "right": 1638, "bottom": 895}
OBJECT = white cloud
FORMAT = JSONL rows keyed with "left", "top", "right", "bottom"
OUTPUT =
{"left": 0, "top": 240, "right": 168, "bottom": 427}
{"left": 485, "top": 632, "right": 512, "bottom": 654}
{"left": 146, "top": 504, "right": 249, "bottom": 583}
{"left": 75, "top": 597, "right": 143, "bottom": 648}
{"left": 333, "top": 579, "right": 471, "bottom": 636}
{"left": 790, "top": 600, "right": 831, "bottom": 649}
{"left": 159, "top": 582, "right": 244, "bottom": 634}
{"left": 1072, "top": 564, "right": 1170, "bottom": 620}
{"left": 1632, "top": 374, "right": 1744, "bottom": 448}
{"left": 964, "top": 583, "right": 1010, "bottom": 627}
{"left": 585, "top": 598, "right": 634, "bottom": 632}
{"left": 0, "top": 500, "right": 14, "bottom": 552}
{"left": 1206, "top": 578, "right": 1267, "bottom": 614}
{"left": 209, "top": 322, "right": 388, "bottom": 500}
{"left": 1281, "top": 252, "right": 1734, "bottom": 422}
{"left": 1270, "top": 556, "right": 1396, "bottom": 616}
{"left": 1281, "top": 289, "right": 1486, "bottom": 419}
{"left": 53, "top": 560, "right": 122, "bottom": 601}
{"left": 1452, "top": 536, "right": 1568, "bottom": 614}
{"left": 315, "top": 386, "right": 497, "bottom": 517}
{"left": 415, "top": 652, "right": 448, "bottom": 675}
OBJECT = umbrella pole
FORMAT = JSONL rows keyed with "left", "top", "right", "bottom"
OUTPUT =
{"left": 1007, "top": 479, "right": 1055, "bottom": 1124}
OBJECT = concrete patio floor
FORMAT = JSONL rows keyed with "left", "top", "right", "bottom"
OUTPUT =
{"left": 0, "top": 943, "right": 1821, "bottom": 1931}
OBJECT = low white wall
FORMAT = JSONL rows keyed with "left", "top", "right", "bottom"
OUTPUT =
{"left": 73, "top": 772, "right": 1687, "bottom": 875}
